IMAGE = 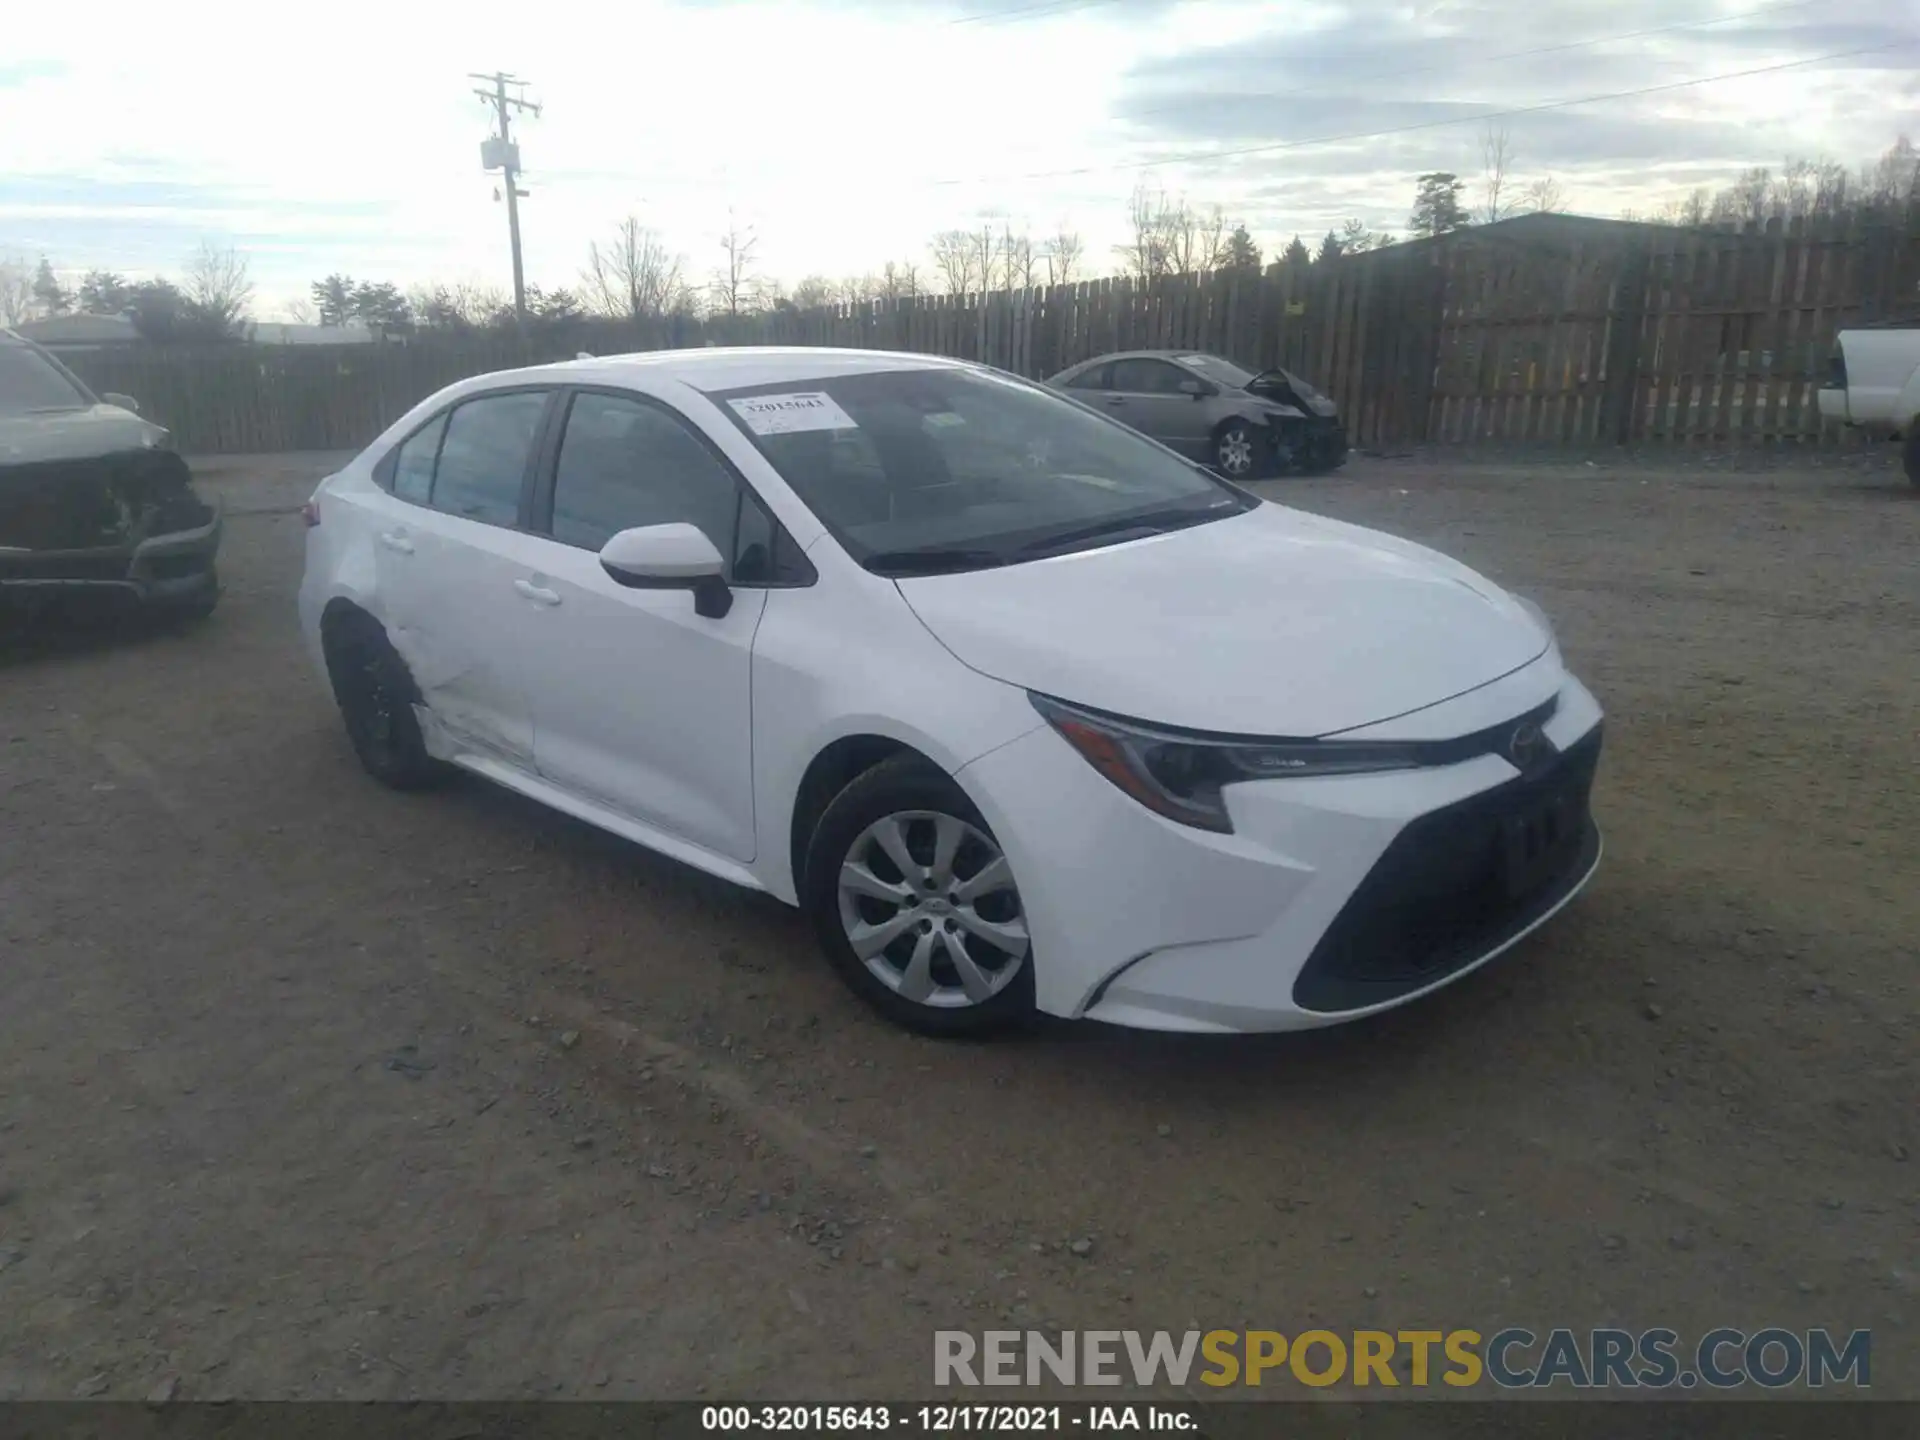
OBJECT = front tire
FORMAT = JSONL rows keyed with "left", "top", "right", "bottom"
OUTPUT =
{"left": 323, "top": 613, "right": 449, "bottom": 791}
{"left": 1212, "top": 421, "right": 1266, "bottom": 480}
{"left": 803, "top": 757, "right": 1035, "bottom": 1036}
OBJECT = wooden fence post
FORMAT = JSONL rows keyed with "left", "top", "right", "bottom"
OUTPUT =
{"left": 1597, "top": 240, "right": 1652, "bottom": 445}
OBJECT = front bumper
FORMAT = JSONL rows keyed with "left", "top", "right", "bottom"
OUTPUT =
{"left": 1274, "top": 415, "right": 1347, "bottom": 471}
{"left": 0, "top": 499, "right": 223, "bottom": 613}
{"left": 959, "top": 664, "right": 1603, "bottom": 1033}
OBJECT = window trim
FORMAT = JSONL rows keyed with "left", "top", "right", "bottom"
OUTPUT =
{"left": 532, "top": 385, "right": 815, "bottom": 589}
{"left": 374, "top": 385, "right": 559, "bottom": 533}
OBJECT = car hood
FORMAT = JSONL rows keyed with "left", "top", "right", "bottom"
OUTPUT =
{"left": 0, "top": 405, "right": 166, "bottom": 464}
{"left": 893, "top": 503, "right": 1550, "bottom": 736}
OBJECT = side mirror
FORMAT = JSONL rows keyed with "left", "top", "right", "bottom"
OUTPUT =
{"left": 598, "top": 523, "right": 733, "bottom": 618}
{"left": 101, "top": 392, "right": 141, "bottom": 414}
{"left": 1176, "top": 378, "right": 1212, "bottom": 399}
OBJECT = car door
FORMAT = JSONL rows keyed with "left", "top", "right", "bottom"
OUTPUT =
{"left": 383, "top": 387, "right": 555, "bottom": 769}
{"left": 1106, "top": 358, "right": 1211, "bottom": 459}
{"left": 361, "top": 409, "right": 447, "bottom": 658}
{"left": 512, "top": 388, "right": 772, "bottom": 863}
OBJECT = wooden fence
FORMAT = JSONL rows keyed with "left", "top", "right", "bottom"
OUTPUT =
{"left": 63, "top": 209, "right": 1920, "bottom": 456}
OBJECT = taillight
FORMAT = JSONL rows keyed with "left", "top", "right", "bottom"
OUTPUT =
{"left": 302, "top": 502, "right": 321, "bottom": 528}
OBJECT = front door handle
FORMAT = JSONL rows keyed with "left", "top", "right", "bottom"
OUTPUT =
{"left": 513, "top": 579, "right": 562, "bottom": 607}
{"left": 379, "top": 531, "right": 414, "bottom": 554}
{"left": 1104, "top": 396, "right": 1127, "bottom": 406}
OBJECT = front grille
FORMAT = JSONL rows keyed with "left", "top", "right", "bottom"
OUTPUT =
{"left": 1292, "top": 727, "right": 1602, "bottom": 1013}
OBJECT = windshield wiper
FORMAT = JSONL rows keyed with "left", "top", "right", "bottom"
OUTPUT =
{"left": 1015, "top": 502, "right": 1239, "bottom": 557}
{"left": 862, "top": 547, "right": 1009, "bottom": 576}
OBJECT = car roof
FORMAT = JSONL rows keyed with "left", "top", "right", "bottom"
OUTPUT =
{"left": 1053, "top": 349, "right": 1244, "bottom": 376}
{"left": 491, "top": 346, "right": 977, "bottom": 395}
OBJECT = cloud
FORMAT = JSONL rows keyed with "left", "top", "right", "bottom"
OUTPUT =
{"left": 2, "top": 0, "right": 1913, "bottom": 313}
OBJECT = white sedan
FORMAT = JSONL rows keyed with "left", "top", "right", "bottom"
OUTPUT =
{"left": 299, "top": 348, "right": 1603, "bottom": 1036}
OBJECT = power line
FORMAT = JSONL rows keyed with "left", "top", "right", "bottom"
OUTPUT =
{"left": 928, "top": 40, "right": 1915, "bottom": 188}
{"left": 471, "top": 71, "right": 541, "bottom": 325}
{"left": 1120, "top": 0, "right": 1822, "bottom": 122}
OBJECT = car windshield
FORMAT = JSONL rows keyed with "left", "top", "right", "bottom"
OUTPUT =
{"left": 0, "top": 342, "right": 91, "bottom": 416}
{"left": 1176, "top": 354, "right": 1257, "bottom": 390}
{"left": 709, "top": 367, "right": 1251, "bottom": 574}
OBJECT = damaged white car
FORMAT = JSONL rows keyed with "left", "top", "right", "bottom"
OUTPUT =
{"left": 299, "top": 348, "right": 1603, "bottom": 1036}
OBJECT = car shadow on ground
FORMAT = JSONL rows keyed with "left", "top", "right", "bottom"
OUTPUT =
{"left": 0, "top": 609, "right": 211, "bottom": 669}
{"left": 423, "top": 754, "right": 1532, "bottom": 1111}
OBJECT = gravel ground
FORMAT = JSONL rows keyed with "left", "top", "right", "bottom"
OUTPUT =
{"left": 0, "top": 451, "right": 1915, "bottom": 1403}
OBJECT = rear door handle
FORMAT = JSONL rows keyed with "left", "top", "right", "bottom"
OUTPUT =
{"left": 379, "top": 531, "right": 414, "bottom": 554}
{"left": 513, "top": 579, "right": 562, "bottom": 607}
{"left": 1104, "top": 396, "right": 1127, "bottom": 407}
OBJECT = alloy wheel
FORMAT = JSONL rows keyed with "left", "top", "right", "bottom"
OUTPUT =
{"left": 1217, "top": 427, "right": 1255, "bottom": 477}
{"left": 836, "top": 811, "right": 1029, "bottom": 1008}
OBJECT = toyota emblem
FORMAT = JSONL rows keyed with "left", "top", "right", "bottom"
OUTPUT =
{"left": 1508, "top": 721, "right": 1546, "bottom": 769}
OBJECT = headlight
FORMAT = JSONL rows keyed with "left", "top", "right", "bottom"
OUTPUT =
{"left": 1030, "top": 694, "right": 1424, "bottom": 834}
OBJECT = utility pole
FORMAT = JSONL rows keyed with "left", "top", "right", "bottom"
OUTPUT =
{"left": 471, "top": 71, "right": 540, "bottom": 325}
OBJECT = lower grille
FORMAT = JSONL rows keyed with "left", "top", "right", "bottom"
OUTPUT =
{"left": 1292, "top": 727, "right": 1603, "bottom": 1013}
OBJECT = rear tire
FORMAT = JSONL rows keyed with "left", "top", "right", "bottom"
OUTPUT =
{"left": 323, "top": 613, "right": 449, "bottom": 791}
{"left": 1903, "top": 426, "right": 1919, "bottom": 487}
{"left": 802, "top": 757, "right": 1035, "bottom": 1037}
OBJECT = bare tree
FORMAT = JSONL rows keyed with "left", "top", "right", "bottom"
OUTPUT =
{"left": 283, "top": 296, "right": 318, "bottom": 324}
{"left": 1042, "top": 229, "right": 1083, "bottom": 286}
{"left": 968, "top": 224, "right": 998, "bottom": 294}
{"left": 711, "top": 211, "right": 761, "bottom": 318}
{"left": 0, "top": 257, "right": 33, "bottom": 326}
{"left": 1118, "top": 182, "right": 1171, "bottom": 282}
{"left": 1479, "top": 123, "right": 1515, "bottom": 224}
{"left": 929, "top": 230, "right": 979, "bottom": 295}
{"left": 1862, "top": 134, "right": 1917, "bottom": 205}
{"left": 583, "top": 217, "right": 692, "bottom": 319}
{"left": 1715, "top": 166, "right": 1773, "bottom": 225}
{"left": 1000, "top": 224, "right": 1041, "bottom": 291}
{"left": 1520, "top": 174, "right": 1565, "bottom": 214}
{"left": 834, "top": 274, "right": 881, "bottom": 307}
{"left": 182, "top": 242, "right": 254, "bottom": 335}
{"left": 1158, "top": 200, "right": 1229, "bottom": 275}
{"left": 788, "top": 275, "right": 834, "bottom": 310}
{"left": 879, "top": 261, "right": 922, "bottom": 300}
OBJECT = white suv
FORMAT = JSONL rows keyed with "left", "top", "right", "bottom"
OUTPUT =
{"left": 300, "top": 348, "right": 1604, "bottom": 1036}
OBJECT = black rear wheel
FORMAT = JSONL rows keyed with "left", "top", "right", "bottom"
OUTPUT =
{"left": 323, "top": 613, "right": 448, "bottom": 790}
{"left": 1903, "top": 426, "right": 1919, "bottom": 487}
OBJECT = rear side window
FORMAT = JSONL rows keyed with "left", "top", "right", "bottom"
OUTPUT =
{"left": 432, "top": 391, "right": 547, "bottom": 526}
{"left": 391, "top": 413, "right": 446, "bottom": 505}
{"left": 1064, "top": 364, "right": 1109, "bottom": 391}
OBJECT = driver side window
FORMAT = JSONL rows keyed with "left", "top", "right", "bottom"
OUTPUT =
{"left": 1109, "top": 359, "right": 1188, "bottom": 395}
{"left": 550, "top": 391, "right": 742, "bottom": 558}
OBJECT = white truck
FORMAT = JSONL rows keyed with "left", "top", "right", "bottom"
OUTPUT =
{"left": 1819, "top": 325, "right": 1920, "bottom": 484}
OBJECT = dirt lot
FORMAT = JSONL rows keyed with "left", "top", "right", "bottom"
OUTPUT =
{"left": 1, "top": 452, "right": 1915, "bottom": 1403}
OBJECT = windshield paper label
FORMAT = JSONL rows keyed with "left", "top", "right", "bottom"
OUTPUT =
{"left": 728, "top": 392, "right": 859, "bottom": 435}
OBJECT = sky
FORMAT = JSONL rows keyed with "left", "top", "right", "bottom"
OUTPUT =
{"left": 2, "top": 0, "right": 1915, "bottom": 318}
